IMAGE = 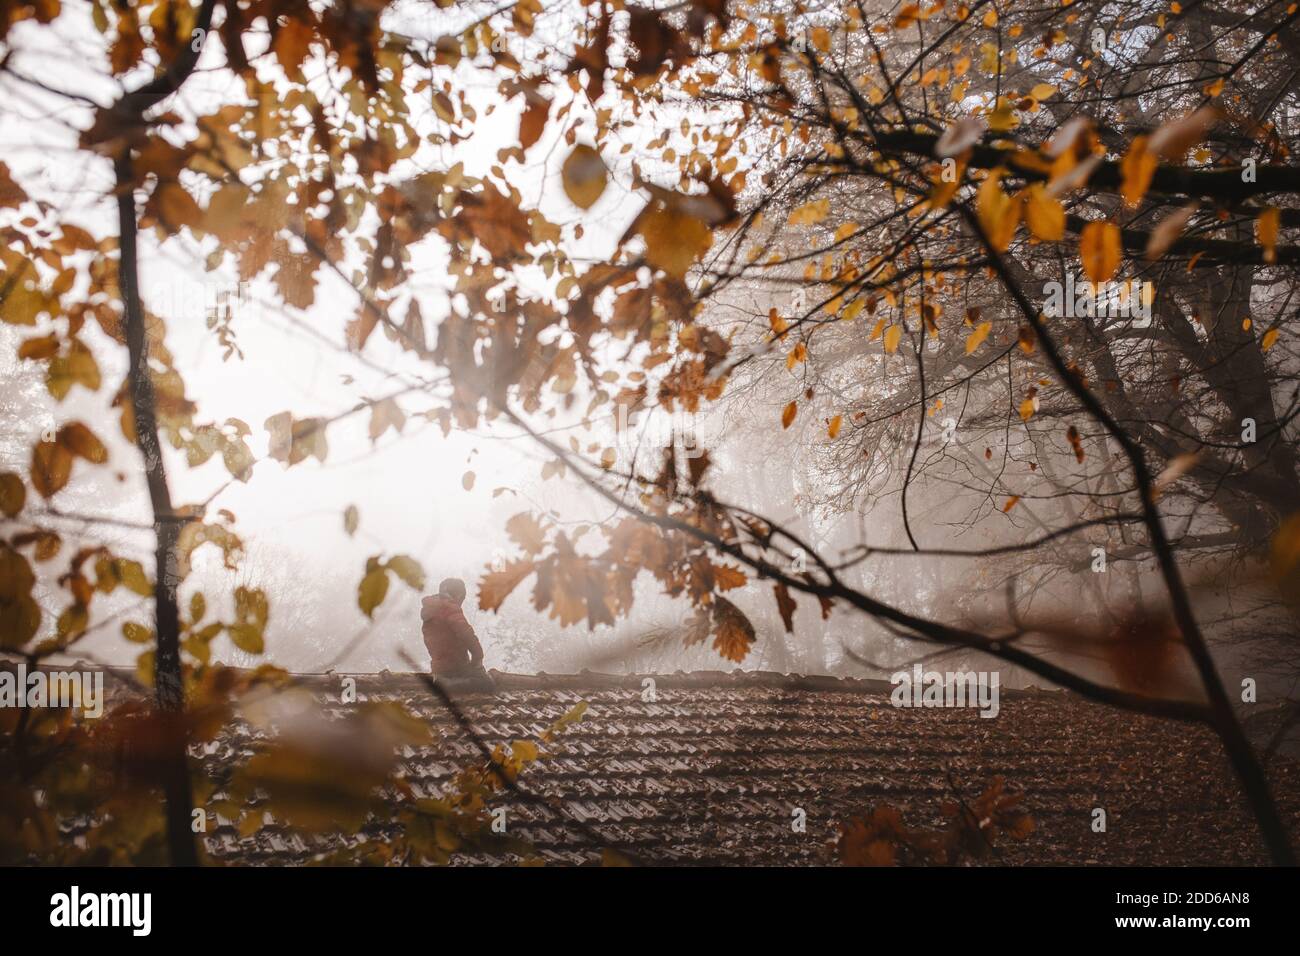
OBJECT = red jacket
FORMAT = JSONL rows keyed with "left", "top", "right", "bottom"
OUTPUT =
{"left": 421, "top": 596, "right": 484, "bottom": 673}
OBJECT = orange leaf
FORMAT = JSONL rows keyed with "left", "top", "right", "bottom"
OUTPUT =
{"left": 561, "top": 145, "right": 607, "bottom": 209}
{"left": 965, "top": 321, "right": 992, "bottom": 354}
{"left": 1023, "top": 184, "right": 1064, "bottom": 241}
{"left": 976, "top": 170, "right": 1021, "bottom": 251}
{"left": 883, "top": 324, "right": 903, "bottom": 354}
{"left": 1257, "top": 207, "right": 1280, "bottom": 264}
{"left": 1119, "top": 136, "right": 1157, "bottom": 208}
{"left": 1080, "top": 221, "right": 1121, "bottom": 284}
{"left": 478, "top": 560, "right": 536, "bottom": 612}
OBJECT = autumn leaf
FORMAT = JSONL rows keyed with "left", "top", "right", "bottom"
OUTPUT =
{"left": 462, "top": 470, "right": 476, "bottom": 491}
{"left": 781, "top": 400, "right": 797, "bottom": 428}
{"left": 1148, "top": 106, "right": 1219, "bottom": 161}
{"left": 506, "top": 512, "right": 547, "bottom": 555}
{"left": 368, "top": 398, "right": 406, "bottom": 442}
{"left": 976, "top": 170, "right": 1020, "bottom": 252}
{"left": 636, "top": 205, "right": 712, "bottom": 279}
{"left": 1018, "top": 397, "right": 1036, "bottom": 422}
{"left": 883, "top": 324, "right": 903, "bottom": 354}
{"left": 1257, "top": 207, "right": 1280, "bottom": 264}
{"left": 1080, "top": 221, "right": 1121, "bottom": 284}
{"left": 710, "top": 596, "right": 755, "bottom": 662}
{"left": 387, "top": 555, "right": 426, "bottom": 590}
{"left": 827, "top": 414, "right": 843, "bottom": 439}
{"left": 0, "top": 545, "right": 40, "bottom": 649}
{"left": 358, "top": 567, "right": 389, "bottom": 619}
{"left": 1066, "top": 425, "right": 1086, "bottom": 463}
{"left": 343, "top": 505, "right": 359, "bottom": 537}
{"left": 31, "top": 440, "right": 73, "bottom": 498}
{"left": 717, "top": 561, "right": 748, "bottom": 590}
{"left": 518, "top": 94, "right": 550, "bottom": 150}
{"left": 561, "top": 144, "right": 607, "bottom": 209}
{"left": 1119, "top": 136, "right": 1157, "bottom": 208}
{"left": 0, "top": 473, "right": 25, "bottom": 517}
{"left": 927, "top": 158, "right": 966, "bottom": 210}
{"left": 773, "top": 582, "right": 797, "bottom": 634}
{"left": 1145, "top": 203, "right": 1197, "bottom": 260}
{"left": 965, "top": 321, "right": 992, "bottom": 354}
{"left": 479, "top": 559, "right": 535, "bottom": 612}
{"left": 788, "top": 198, "right": 830, "bottom": 226}
{"left": 1023, "top": 185, "right": 1064, "bottom": 241}
{"left": 58, "top": 422, "right": 108, "bottom": 463}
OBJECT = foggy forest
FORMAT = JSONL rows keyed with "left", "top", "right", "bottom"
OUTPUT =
{"left": 1, "top": 0, "right": 1298, "bottom": 883}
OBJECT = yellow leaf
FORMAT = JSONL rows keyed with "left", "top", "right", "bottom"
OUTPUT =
{"left": 136, "top": 649, "right": 155, "bottom": 688}
{"left": 1080, "top": 221, "right": 1121, "bottom": 284}
{"left": 1002, "top": 495, "right": 1021, "bottom": 513}
{"left": 637, "top": 206, "right": 712, "bottom": 279}
{"left": 986, "top": 97, "right": 1018, "bottom": 133}
{"left": 357, "top": 568, "right": 389, "bottom": 619}
{"left": 828, "top": 415, "right": 842, "bottom": 439}
{"left": 781, "top": 400, "right": 797, "bottom": 429}
{"left": 1119, "top": 136, "right": 1157, "bottom": 208}
{"left": 1023, "top": 184, "right": 1064, "bottom": 241}
{"left": 1257, "top": 207, "right": 1280, "bottom": 264}
{"left": 1019, "top": 397, "right": 1036, "bottom": 422}
{"left": 1030, "top": 83, "right": 1057, "bottom": 100}
{"left": 788, "top": 198, "right": 830, "bottom": 226}
{"left": 976, "top": 170, "right": 1020, "bottom": 251}
{"left": 883, "top": 324, "right": 903, "bottom": 354}
{"left": 965, "top": 321, "right": 992, "bottom": 354}
{"left": 1261, "top": 327, "right": 1279, "bottom": 351}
